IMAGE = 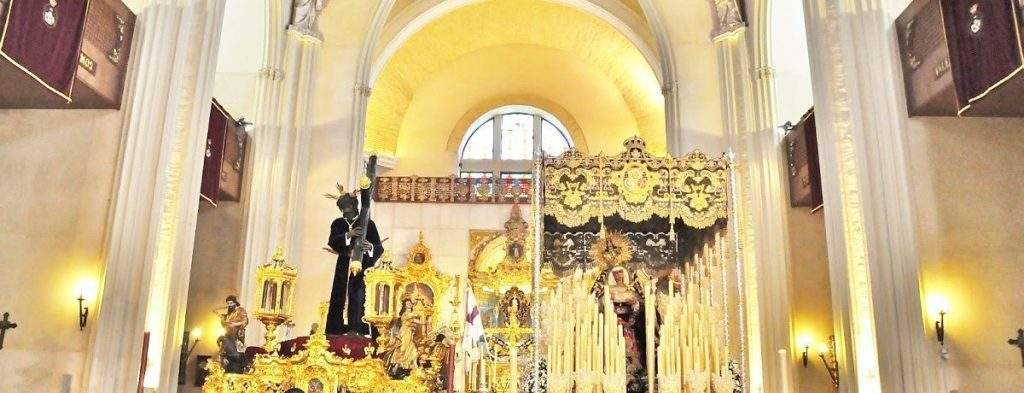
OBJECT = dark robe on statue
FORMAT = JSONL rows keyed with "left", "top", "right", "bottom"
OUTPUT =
{"left": 325, "top": 218, "right": 383, "bottom": 336}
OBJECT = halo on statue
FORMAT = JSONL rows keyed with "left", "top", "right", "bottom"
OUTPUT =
{"left": 589, "top": 231, "right": 633, "bottom": 271}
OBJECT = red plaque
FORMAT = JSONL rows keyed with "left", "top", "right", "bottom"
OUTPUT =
{"left": 201, "top": 100, "right": 229, "bottom": 205}
{"left": 0, "top": 0, "right": 90, "bottom": 103}
{"left": 200, "top": 99, "right": 247, "bottom": 205}
{"left": 896, "top": 0, "right": 1024, "bottom": 117}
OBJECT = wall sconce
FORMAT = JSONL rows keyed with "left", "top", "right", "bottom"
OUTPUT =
{"left": 797, "top": 334, "right": 812, "bottom": 368}
{"left": 819, "top": 335, "right": 840, "bottom": 390}
{"left": 184, "top": 328, "right": 202, "bottom": 357}
{"left": 927, "top": 294, "right": 951, "bottom": 347}
{"left": 76, "top": 279, "right": 98, "bottom": 331}
{"left": 178, "top": 328, "right": 202, "bottom": 384}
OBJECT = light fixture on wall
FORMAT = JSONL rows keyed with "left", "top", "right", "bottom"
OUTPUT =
{"left": 76, "top": 279, "right": 98, "bottom": 331}
{"left": 186, "top": 328, "right": 202, "bottom": 356}
{"left": 797, "top": 334, "right": 812, "bottom": 368}
{"left": 178, "top": 328, "right": 203, "bottom": 384}
{"left": 819, "top": 335, "right": 840, "bottom": 390}
{"left": 78, "top": 295, "right": 88, "bottom": 330}
{"left": 237, "top": 118, "right": 254, "bottom": 133}
{"left": 927, "top": 294, "right": 950, "bottom": 346}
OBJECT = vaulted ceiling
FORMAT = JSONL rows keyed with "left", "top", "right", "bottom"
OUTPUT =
{"left": 364, "top": 0, "right": 665, "bottom": 156}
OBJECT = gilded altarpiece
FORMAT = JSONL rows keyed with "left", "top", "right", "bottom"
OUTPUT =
{"left": 466, "top": 205, "right": 558, "bottom": 393}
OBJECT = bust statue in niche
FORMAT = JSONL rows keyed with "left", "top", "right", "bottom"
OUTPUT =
{"left": 412, "top": 251, "right": 426, "bottom": 265}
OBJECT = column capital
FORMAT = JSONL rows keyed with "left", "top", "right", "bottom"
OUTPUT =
{"left": 259, "top": 66, "right": 285, "bottom": 81}
{"left": 354, "top": 83, "right": 372, "bottom": 97}
{"left": 752, "top": 66, "right": 775, "bottom": 81}
{"left": 661, "top": 81, "right": 677, "bottom": 95}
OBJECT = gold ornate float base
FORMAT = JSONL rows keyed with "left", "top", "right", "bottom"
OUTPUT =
{"left": 203, "top": 333, "right": 433, "bottom": 393}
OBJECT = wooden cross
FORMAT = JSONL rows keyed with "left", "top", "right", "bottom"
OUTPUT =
{"left": 1009, "top": 329, "right": 1024, "bottom": 368}
{"left": 0, "top": 312, "right": 17, "bottom": 350}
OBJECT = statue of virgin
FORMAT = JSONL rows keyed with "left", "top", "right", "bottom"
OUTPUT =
{"left": 383, "top": 298, "right": 425, "bottom": 379}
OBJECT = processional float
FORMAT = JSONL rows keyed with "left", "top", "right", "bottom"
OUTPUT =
{"left": 203, "top": 236, "right": 458, "bottom": 392}
{"left": 535, "top": 137, "right": 743, "bottom": 393}
{"left": 202, "top": 237, "right": 456, "bottom": 390}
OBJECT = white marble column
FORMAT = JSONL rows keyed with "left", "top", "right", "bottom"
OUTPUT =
{"left": 83, "top": 1, "right": 226, "bottom": 391}
{"left": 238, "top": 1, "right": 324, "bottom": 342}
{"left": 712, "top": 1, "right": 794, "bottom": 391}
{"left": 801, "top": 0, "right": 938, "bottom": 391}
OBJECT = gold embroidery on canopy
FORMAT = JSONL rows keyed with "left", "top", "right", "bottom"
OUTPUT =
{"left": 542, "top": 137, "right": 729, "bottom": 229}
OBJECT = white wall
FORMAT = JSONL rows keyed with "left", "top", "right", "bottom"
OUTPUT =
{"left": 0, "top": 109, "right": 123, "bottom": 392}
{"left": 906, "top": 117, "right": 1024, "bottom": 393}
{"left": 786, "top": 208, "right": 833, "bottom": 392}
{"left": 769, "top": 0, "right": 814, "bottom": 124}
{"left": 211, "top": 0, "right": 266, "bottom": 118}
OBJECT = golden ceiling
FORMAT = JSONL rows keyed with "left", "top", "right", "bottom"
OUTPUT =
{"left": 365, "top": 0, "right": 665, "bottom": 155}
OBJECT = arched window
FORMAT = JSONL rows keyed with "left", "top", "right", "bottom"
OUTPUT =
{"left": 459, "top": 106, "right": 572, "bottom": 178}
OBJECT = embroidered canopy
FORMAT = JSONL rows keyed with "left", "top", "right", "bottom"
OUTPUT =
{"left": 542, "top": 137, "right": 730, "bottom": 229}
